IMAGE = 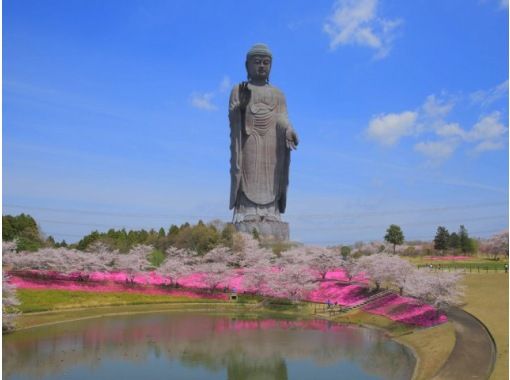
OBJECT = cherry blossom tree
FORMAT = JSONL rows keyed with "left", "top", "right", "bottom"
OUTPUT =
{"left": 156, "top": 248, "right": 195, "bottom": 287}
{"left": 195, "top": 261, "right": 232, "bottom": 293}
{"left": 113, "top": 245, "right": 154, "bottom": 284}
{"left": 275, "top": 246, "right": 308, "bottom": 268}
{"left": 269, "top": 263, "right": 317, "bottom": 301}
{"left": 479, "top": 230, "right": 509, "bottom": 260}
{"left": 242, "top": 258, "right": 273, "bottom": 294}
{"left": 406, "top": 270, "right": 464, "bottom": 312}
{"left": 305, "top": 246, "right": 343, "bottom": 280}
{"left": 226, "top": 233, "right": 274, "bottom": 268}
{"left": 202, "top": 246, "right": 235, "bottom": 265}
{"left": 341, "top": 257, "right": 358, "bottom": 282}
{"left": 354, "top": 253, "right": 416, "bottom": 293}
{"left": 354, "top": 254, "right": 392, "bottom": 291}
{"left": 3, "top": 271, "right": 20, "bottom": 332}
{"left": 2, "top": 241, "right": 18, "bottom": 269}
{"left": 3, "top": 247, "right": 91, "bottom": 276}
{"left": 389, "top": 259, "right": 417, "bottom": 296}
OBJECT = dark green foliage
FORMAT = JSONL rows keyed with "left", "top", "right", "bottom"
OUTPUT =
{"left": 263, "top": 241, "right": 295, "bottom": 255}
{"left": 168, "top": 225, "right": 179, "bottom": 237}
{"left": 149, "top": 249, "right": 165, "bottom": 267}
{"left": 434, "top": 226, "right": 450, "bottom": 253}
{"left": 2, "top": 214, "right": 45, "bottom": 251}
{"left": 251, "top": 228, "right": 260, "bottom": 240}
{"left": 55, "top": 240, "right": 68, "bottom": 248}
{"left": 449, "top": 232, "right": 460, "bottom": 250}
{"left": 76, "top": 230, "right": 101, "bottom": 251}
{"left": 220, "top": 224, "right": 236, "bottom": 247}
{"left": 458, "top": 225, "right": 474, "bottom": 254}
{"left": 173, "top": 222, "right": 219, "bottom": 255}
{"left": 16, "top": 237, "right": 43, "bottom": 252}
{"left": 384, "top": 224, "right": 404, "bottom": 254}
{"left": 74, "top": 221, "right": 233, "bottom": 254}
{"left": 340, "top": 246, "right": 351, "bottom": 259}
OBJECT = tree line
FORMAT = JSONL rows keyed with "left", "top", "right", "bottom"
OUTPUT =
{"left": 3, "top": 214, "right": 507, "bottom": 258}
{"left": 2, "top": 214, "right": 236, "bottom": 255}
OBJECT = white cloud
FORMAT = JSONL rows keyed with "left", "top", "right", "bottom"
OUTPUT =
{"left": 190, "top": 76, "right": 232, "bottom": 111}
{"left": 323, "top": 0, "right": 401, "bottom": 59}
{"left": 422, "top": 94, "right": 455, "bottom": 119}
{"left": 366, "top": 111, "right": 417, "bottom": 146}
{"left": 474, "top": 140, "right": 505, "bottom": 153}
{"left": 190, "top": 92, "right": 217, "bottom": 111}
{"left": 470, "top": 80, "right": 508, "bottom": 107}
{"left": 366, "top": 90, "right": 508, "bottom": 162}
{"left": 414, "top": 140, "right": 458, "bottom": 161}
{"left": 435, "top": 122, "right": 467, "bottom": 139}
{"left": 468, "top": 112, "right": 507, "bottom": 141}
{"left": 219, "top": 76, "right": 232, "bottom": 93}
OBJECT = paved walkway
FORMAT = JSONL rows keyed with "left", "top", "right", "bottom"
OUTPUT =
{"left": 432, "top": 307, "right": 496, "bottom": 380}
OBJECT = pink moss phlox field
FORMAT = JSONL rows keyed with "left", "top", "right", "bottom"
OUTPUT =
{"left": 308, "top": 283, "right": 370, "bottom": 306}
{"left": 10, "top": 268, "right": 447, "bottom": 326}
{"left": 424, "top": 255, "right": 472, "bottom": 261}
{"left": 10, "top": 274, "right": 226, "bottom": 300}
{"left": 362, "top": 293, "right": 447, "bottom": 327}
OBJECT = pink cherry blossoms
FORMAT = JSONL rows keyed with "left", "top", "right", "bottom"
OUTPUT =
{"left": 3, "top": 234, "right": 463, "bottom": 327}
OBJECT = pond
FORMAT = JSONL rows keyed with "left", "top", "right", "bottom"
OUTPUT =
{"left": 3, "top": 312, "right": 416, "bottom": 380}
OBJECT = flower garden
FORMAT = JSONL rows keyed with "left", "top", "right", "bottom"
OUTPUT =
{"left": 9, "top": 266, "right": 447, "bottom": 327}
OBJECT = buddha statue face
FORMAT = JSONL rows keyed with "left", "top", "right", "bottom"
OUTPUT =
{"left": 246, "top": 54, "right": 272, "bottom": 84}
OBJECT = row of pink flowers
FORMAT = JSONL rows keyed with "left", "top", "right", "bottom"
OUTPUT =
{"left": 9, "top": 268, "right": 446, "bottom": 327}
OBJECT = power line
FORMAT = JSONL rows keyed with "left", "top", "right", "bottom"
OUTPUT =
{"left": 294, "top": 215, "right": 508, "bottom": 231}
{"left": 287, "top": 201, "right": 508, "bottom": 219}
{"left": 302, "top": 228, "right": 508, "bottom": 245}
{"left": 4, "top": 201, "right": 507, "bottom": 220}
{"left": 3, "top": 204, "right": 224, "bottom": 219}
{"left": 28, "top": 213, "right": 509, "bottom": 231}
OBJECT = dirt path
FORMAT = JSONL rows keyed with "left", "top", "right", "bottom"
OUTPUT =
{"left": 432, "top": 307, "right": 496, "bottom": 380}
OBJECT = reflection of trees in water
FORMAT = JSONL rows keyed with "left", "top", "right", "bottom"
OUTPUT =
{"left": 3, "top": 313, "right": 414, "bottom": 380}
{"left": 226, "top": 352, "right": 288, "bottom": 380}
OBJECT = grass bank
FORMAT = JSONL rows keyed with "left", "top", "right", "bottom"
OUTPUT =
{"left": 16, "top": 288, "right": 227, "bottom": 313}
{"left": 460, "top": 274, "right": 508, "bottom": 380}
{"left": 406, "top": 256, "right": 508, "bottom": 270}
{"left": 327, "top": 309, "right": 455, "bottom": 380}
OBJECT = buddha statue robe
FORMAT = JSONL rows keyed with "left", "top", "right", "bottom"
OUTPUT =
{"left": 229, "top": 82, "right": 292, "bottom": 222}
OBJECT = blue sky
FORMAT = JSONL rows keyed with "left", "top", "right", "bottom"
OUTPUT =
{"left": 3, "top": 0, "right": 509, "bottom": 245}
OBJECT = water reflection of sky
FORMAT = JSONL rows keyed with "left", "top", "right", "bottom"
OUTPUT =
{"left": 3, "top": 313, "right": 415, "bottom": 380}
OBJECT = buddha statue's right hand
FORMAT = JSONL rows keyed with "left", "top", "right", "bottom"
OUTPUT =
{"left": 238, "top": 82, "right": 251, "bottom": 111}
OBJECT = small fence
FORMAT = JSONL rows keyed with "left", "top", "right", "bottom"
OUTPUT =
{"left": 417, "top": 263, "right": 508, "bottom": 273}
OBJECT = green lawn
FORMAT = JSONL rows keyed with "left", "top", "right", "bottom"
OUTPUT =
{"left": 16, "top": 289, "right": 227, "bottom": 313}
{"left": 405, "top": 256, "right": 508, "bottom": 274}
{"left": 460, "top": 274, "right": 509, "bottom": 380}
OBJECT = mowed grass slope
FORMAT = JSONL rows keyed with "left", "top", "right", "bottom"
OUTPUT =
{"left": 461, "top": 274, "right": 508, "bottom": 380}
{"left": 17, "top": 288, "right": 227, "bottom": 313}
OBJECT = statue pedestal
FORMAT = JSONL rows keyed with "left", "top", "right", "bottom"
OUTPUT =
{"left": 235, "top": 220, "right": 289, "bottom": 241}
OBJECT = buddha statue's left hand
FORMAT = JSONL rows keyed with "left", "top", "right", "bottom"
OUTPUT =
{"left": 286, "top": 128, "right": 299, "bottom": 150}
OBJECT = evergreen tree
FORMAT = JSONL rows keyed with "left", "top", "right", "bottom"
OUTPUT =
{"left": 340, "top": 246, "right": 351, "bottom": 259}
{"left": 459, "top": 225, "right": 470, "bottom": 253}
{"left": 434, "top": 226, "right": 450, "bottom": 254}
{"left": 449, "top": 232, "right": 460, "bottom": 251}
{"left": 2, "top": 214, "right": 44, "bottom": 251}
